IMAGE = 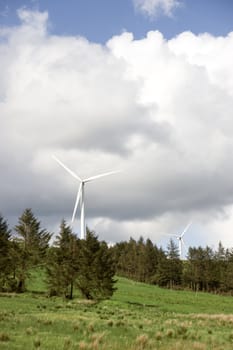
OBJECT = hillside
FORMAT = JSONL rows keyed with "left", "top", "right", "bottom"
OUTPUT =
{"left": 0, "top": 274, "right": 233, "bottom": 349}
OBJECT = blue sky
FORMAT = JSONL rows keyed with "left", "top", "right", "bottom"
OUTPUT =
{"left": 1, "top": 0, "right": 233, "bottom": 251}
{"left": 1, "top": 0, "right": 233, "bottom": 43}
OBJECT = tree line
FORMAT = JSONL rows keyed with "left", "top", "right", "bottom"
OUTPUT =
{"left": 2, "top": 210, "right": 233, "bottom": 297}
{"left": 111, "top": 237, "right": 233, "bottom": 294}
{"left": 0, "top": 210, "right": 116, "bottom": 299}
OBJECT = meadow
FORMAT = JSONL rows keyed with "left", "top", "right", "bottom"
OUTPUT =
{"left": 1, "top": 270, "right": 233, "bottom": 349}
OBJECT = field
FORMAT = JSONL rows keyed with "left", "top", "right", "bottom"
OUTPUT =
{"left": 1, "top": 271, "right": 233, "bottom": 349}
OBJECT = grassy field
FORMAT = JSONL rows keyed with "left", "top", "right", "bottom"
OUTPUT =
{"left": 1, "top": 271, "right": 233, "bottom": 349}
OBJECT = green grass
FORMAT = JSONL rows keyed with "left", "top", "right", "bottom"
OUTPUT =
{"left": 114, "top": 278, "right": 233, "bottom": 314}
{"left": 1, "top": 272, "right": 233, "bottom": 349}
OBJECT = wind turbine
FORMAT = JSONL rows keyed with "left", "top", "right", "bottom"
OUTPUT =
{"left": 168, "top": 222, "right": 192, "bottom": 259}
{"left": 52, "top": 155, "right": 120, "bottom": 239}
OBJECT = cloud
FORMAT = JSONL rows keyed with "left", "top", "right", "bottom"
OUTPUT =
{"left": 132, "top": 0, "right": 181, "bottom": 18}
{"left": 1, "top": 10, "right": 233, "bottom": 248}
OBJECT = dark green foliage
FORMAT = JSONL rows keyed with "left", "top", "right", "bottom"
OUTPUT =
{"left": 222, "top": 248, "right": 233, "bottom": 292}
{"left": 111, "top": 236, "right": 162, "bottom": 283}
{"left": 144, "top": 238, "right": 161, "bottom": 283}
{"left": 184, "top": 243, "right": 233, "bottom": 293}
{"left": 47, "top": 225, "right": 116, "bottom": 300}
{"left": 0, "top": 214, "right": 12, "bottom": 291}
{"left": 3, "top": 207, "right": 233, "bottom": 297}
{"left": 46, "top": 219, "right": 79, "bottom": 299}
{"left": 185, "top": 246, "right": 216, "bottom": 292}
{"left": 76, "top": 228, "right": 116, "bottom": 299}
{"left": 156, "top": 239, "right": 183, "bottom": 288}
{"left": 13, "top": 208, "right": 51, "bottom": 292}
{"left": 112, "top": 236, "right": 233, "bottom": 294}
{"left": 15, "top": 208, "right": 51, "bottom": 264}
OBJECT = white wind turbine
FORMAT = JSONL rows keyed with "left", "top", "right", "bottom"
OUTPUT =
{"left": 53, "top": 155, "right": 120, "bottom": 239}
{"left": 168, "top": 222, "right": 192, "bottom": 259}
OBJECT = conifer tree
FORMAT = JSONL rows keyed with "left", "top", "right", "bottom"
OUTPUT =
{"left": 0, "top": 214, "right": 12, "bottom": 291}
{"left": 144, "top": 239, "right": 160, "bottom": 283}
{"left": 92, "top": 241, "right": 116, "bottom": 298}
{"left": 46, "top": 219, "right": 79, "bottom": 299}
{"left": 156, "top": 239, "right": 183, "bottom": 288}
{"left": 187, "top": 247, "right": 202, "bottom": 291}
{"left": 213, "top": 242, "right": 227, "bottom": 291}
{"left": 125, "top": 237, "right": 138, "bottom": 279}
{"left": 111, "top": 241, "right": 128, "bottom": 276}
{"left": 202, "top": 246, "right": 215, "bottom": 292}
{"left": 222, "top": 248, "right": 233, "bottom": 292}
{"left": 76, "top": 228, "right": 116, "bottom": 299}
{"left": 111, "top": 238, "right": 164, "bottom": 283}
{"left": 14, "top": 208, "right": 51, "bottom": 292}
{"left": 136, "top": 236, "right": 147, "bottom": 282}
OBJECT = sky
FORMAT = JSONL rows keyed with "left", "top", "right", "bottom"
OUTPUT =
{"left": 1, "top": 0, "right": 233, "bottom": 254}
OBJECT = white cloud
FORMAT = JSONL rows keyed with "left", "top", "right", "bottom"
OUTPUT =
{"left": 133, "top": 0, "right": 181, "bottom": 18}
{"left": 1, "top": 10, "right": 233, "bottom": 249}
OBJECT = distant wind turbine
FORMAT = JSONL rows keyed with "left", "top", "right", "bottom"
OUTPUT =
{"left": 167, "top": 222, "right": 192, "bottom": 259}
{"left": 52, "top": 155, "right": 120, "bottom": 239}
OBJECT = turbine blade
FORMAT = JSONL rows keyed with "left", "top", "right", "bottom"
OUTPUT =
{"left": 83, "top": 170, "right": 121, "bottom": 183}
{"left": 71, "top": 183, "right": 82, "bottom": 224}
{"left": 180, "top": 221, "right": 192, "bottom": 238}
{"left": 52, "top": 155, "right": 82, "bottom": 182}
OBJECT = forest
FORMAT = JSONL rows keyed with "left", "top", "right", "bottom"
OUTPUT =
{"left": 111, "top": 238, "right": 233, "bottom": 293}
{"left": 1, "top": 209, "right": 233, "bottom": 298}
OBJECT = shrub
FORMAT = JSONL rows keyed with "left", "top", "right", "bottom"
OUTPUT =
{"left": 166, "top": 328, "right": 175, "bottom": 338}
{"left": 63, "top": 337, "right": 72, "bottom": 349}
{"left": 135, "top": 334, "right": 149, "bottom": 349}
{"left": 0, "top": 332, "right": 10, "bottom": 342}
{"left": 73, "top": 322, "right": 80, "bottom": 331}
{"left": 87, "top": 322, "right": 95, "bottom": 332}
{"left": 107, "top": 320, "right": 113, "bottom": 327}
{"left": 33, "top": 337, "right": 41, "bottom": 348}
{"left": 26, "top": 327, "right": 34, "bottom": 335}
{"left": 155, "top": 331, "right": 163, "bottom": 341}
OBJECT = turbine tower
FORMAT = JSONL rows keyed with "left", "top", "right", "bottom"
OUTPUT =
{"left": 53, "top": 155, "right": 120, "bottom": 239}
{"left": 168, "top": 222, "right": 192, "bottom": 259}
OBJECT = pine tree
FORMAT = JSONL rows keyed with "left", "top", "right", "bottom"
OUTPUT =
{"left": 222, "top": 248, "right": 233, "bottom": 292}
{"left": 14, "top": 208, "right": 51, "bottom": 292}
{"left": 202, "top": 246, "right": 215, "bottom": 292}
{"left": 185, "top": 246, "right": 214, "bottom": 292}
{"left": 92, "top": 241, "right": 116, "bottom": 298}
{"left": 125, "top": 237, "right": 138, "bottom": 280}
{"left": 144, "top": 240, "right": 160, "bottom": 283}
{"left": 76, "top": 228, "right": 116, "bottom": 299}
{"left": 0, "top": 214, "right": 12, "bottom": 291}
{"left": 110, "top": 238, "right": 163, "bottom": 284}
{"left": 156, "top": 239, "right": 183, "bottom": 288}
{"left": 111, "top": 241, "right": 128, "bottom": 277}
{"left": 46, "top": 219, "right": 79, "bottom": 299}
{"left": 213, "top": 242, "right": 227, "bottom": 292}
{"left": 185, "top": 247, "right": 203, "bottom": 291}
{"left": 136, "top": 236, "right": 147, "bottom": 282}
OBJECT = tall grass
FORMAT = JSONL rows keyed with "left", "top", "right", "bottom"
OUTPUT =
{"left": 1, "top": 271, "right": 233, "bottom": 349}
